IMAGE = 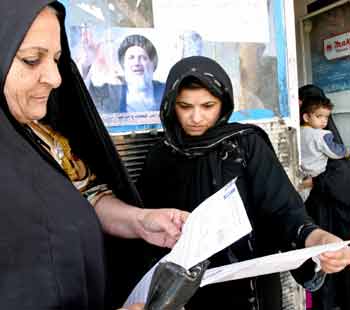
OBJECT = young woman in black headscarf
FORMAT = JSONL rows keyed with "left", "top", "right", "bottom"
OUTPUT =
{"left": 138, "top": 56, "right": 350, "bottom": 309}
{"left": 0, "top": 1, "right": 188, "bottom": 309}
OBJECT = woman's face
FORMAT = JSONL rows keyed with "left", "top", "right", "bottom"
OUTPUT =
{"left": 175, "top": 87, "right": 222, "bottom": 136}
{"left": 4, "top": 7, "right": 62, "bottom": 124}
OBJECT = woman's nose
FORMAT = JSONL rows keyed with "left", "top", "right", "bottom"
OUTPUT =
{"left": 191, "top": 108, "right": 202, "bottom": 123}
{"left": 40, "top": 60, "right": 62, "bottom": 89}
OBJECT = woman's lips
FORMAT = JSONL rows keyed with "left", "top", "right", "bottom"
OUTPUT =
{"left": 32, "top": 96, "right": 49, "bottom": 103}
{"left": 187, "top": 126, "right": 205, "bottom": 131}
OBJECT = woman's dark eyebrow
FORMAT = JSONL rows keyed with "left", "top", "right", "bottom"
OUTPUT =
{"left": 176, "top": 100, "right": 217, "bottom": 104}
{"left": 18, "top": 47, "right": 49, "bottom": 54}
{"left": 18, "top": 47, "right": 62, "bottom": 58}
{"left": 175, "top": 100, "right": 191, "bottom": 105}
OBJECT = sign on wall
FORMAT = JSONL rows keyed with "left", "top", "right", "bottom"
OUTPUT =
{"left": 309, "top": 3, "right": 350, "bottom": 93}
{"left": 324, "top": 32, "right": 350, "bottom": 60}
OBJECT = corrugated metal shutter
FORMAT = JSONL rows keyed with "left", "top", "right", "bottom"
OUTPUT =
{"left": 112, "top": 120, "right": 299, "bottom": 187}
{"left": 112, "top": 131, "right": 163, "bottom": 183}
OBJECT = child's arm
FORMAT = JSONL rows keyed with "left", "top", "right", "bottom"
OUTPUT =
{"left": 320, "top": 131, "right": 348, "bottom": 159}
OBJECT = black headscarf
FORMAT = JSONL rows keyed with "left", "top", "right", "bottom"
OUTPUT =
{"left": 0, "top": 0, "right": 141, "bottom": 206}
{"left": 160, "top": 56, "right": 272, "bottom": 156}
{"left": 0, "top": 1, "right": 142, "bottom": 308}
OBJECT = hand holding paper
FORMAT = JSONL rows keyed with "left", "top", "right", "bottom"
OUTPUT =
{"left": 305, "top": 228, "right": 350, "bottom": 274}
{"left": 125, "top": 178, "right": 252, "bottom": 306}
{"left": 201, "top": 240, "right": 350, "bottom": 287}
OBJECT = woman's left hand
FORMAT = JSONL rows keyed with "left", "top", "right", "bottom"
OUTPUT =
{"left": 305, "top": 228, "right": 350, "bottom": 273}
{"left": 319, "top": 245, "right": 350, "bottom": 273}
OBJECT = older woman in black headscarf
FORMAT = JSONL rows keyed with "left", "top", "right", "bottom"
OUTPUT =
{"left": 0, "top": 1, "right": 188, "bottom": 309}
{"left": 138, "top": 56, "right": 350, "bottom": 309}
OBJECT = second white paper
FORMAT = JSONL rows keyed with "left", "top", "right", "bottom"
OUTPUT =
{"left": 201, "top": 240, "right": 350, "bottom": 287}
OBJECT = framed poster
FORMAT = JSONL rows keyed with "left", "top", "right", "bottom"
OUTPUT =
{"left": 63, "top": 0, "right": 289, "bottom": 134}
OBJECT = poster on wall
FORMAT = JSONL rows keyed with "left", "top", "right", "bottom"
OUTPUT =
{"left": 64, "top": 0, "right": 284, "bottom": 133}
{"left": 70, "top": 27, "right": 171, "bottom": 127}
{"left": 309, "top": 3, "right": 350, "bottom": 93}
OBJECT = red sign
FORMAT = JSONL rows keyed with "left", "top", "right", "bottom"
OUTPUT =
{"left": 324, "top": 32, "right": 350, "bottom": 60}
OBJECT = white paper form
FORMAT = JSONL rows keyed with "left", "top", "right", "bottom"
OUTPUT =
{"left": 201, "top": 241, "right": 350, "bottom": 287}
{"left": 124, "top": 178, "right": 252, "bottom": 306}
{"left": 167, "top": 178, "right": 252, "bottom": 270}
{"left": 152, "top": 0, "right": 269, "bottom": 43}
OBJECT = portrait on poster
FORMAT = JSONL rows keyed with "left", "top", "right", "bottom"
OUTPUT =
{"left": 69, "top": 27, "right": 169, "bottom": 126}
{"left": 66, "top": 0, "right": 281, "bottom": 129}
{"left": 69, "top": 26, "right": 215, "bottom": 127}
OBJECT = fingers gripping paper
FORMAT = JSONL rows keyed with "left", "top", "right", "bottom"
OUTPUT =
{"left": 125, "top": 178, "right": 252, "bottom": 306}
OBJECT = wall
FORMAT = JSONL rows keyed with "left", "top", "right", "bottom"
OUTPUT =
{"left": 294, "top": 0, "right": 350, "bottom": 114}
{"left": 294, "top": 0, "right": 314, "bottom": 86}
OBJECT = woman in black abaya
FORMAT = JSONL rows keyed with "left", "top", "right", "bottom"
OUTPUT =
{"left": 138, "top": 56, "right": 350, "bottom": 309}
{"left": 0, "top": 1, "right": 187, "bottom": 309}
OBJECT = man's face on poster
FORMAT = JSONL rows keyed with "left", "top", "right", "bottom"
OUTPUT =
{"left": 123, "top": 45, "right": 155, "bottom": 90}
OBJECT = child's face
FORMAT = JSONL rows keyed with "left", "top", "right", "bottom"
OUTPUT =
{"left": 303, "top": 107, "right": 331, "bottom": 129}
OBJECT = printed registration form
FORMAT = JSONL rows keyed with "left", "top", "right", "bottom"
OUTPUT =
{"left": 166, "top": 178, "right": 252, "bottom": 270}
{"left": 125, "top": 178, "right": 251, "bottom": 306}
